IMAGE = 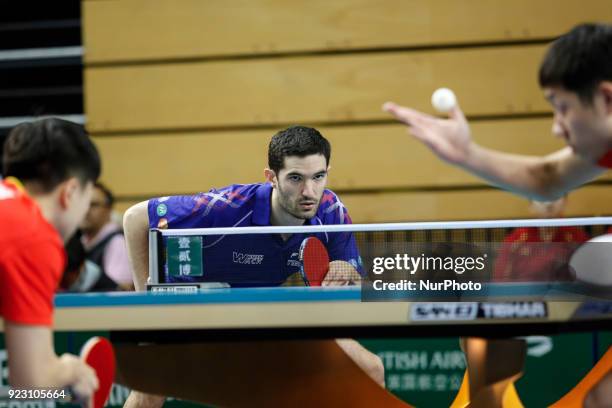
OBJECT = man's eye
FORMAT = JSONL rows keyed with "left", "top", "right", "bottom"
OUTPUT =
{"left": 288, "top": 176, "right": 301, "bottom": 182}
{"left": 556, "top": 104, "right": 568, "bottom": 114}
{"left": 314, "top": 174, "right": 326, "bottom": 180}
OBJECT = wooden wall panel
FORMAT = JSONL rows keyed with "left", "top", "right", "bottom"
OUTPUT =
{"left": 85, "top": 45, "right": 547, "bottom": 133}
{"left": 83, "top": 0, "right": 612, "bottom": 63}
{"left": 113, "top": 185, "right": 612, "bottom": 223}
{"left": 343, "top": 186, "right": 612, "bottom": 222}
{"left": 83, "top": 1, "right": 612, "bottom": 223}
{"left": 95, "top": 118, "right": 612, "bottom": 198}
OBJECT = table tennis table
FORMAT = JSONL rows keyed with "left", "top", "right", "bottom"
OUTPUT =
{"left": 1, "top": 284, "right": 610, "bottom": 407}
{"left": 51, "top": 285, "right": 611, "bottom": 341}
{"left": 39, "top": 285, "right": 610, "bottom": 407}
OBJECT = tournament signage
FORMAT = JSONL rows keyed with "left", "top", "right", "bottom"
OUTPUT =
{"left": 411, "top": 302, "right": 548, "bottom": 321}
{"left": 479, "top": 302, "right": 547, "bottom": 319}
{"left": 411, "top": 302, "right": 478, "bottom": 321}
{"left": 167, "top": 236, "right": 203, "bottom": 278}
{"left": 147, "top": 284, "right": 201, "bottom": 293}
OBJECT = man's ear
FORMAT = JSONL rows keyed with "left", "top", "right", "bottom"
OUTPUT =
{"left": 58, "top": 177, "right": 79, "bottom": 209}
{"left": 264, "top": 168, "right": 277, "bottom": 187}
{"left": 599, "top": 81, "right": 612, "bottom": 114}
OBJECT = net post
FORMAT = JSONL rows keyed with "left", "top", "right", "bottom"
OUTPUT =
{"left": 148, "top": 228, "right": 161, "bottom": 284}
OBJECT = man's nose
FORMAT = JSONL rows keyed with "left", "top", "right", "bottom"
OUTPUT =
{"left": 551, "top": 114, "right": 565, "bottom": 138}
{"left": 302, "top": 180, "right": 316, "bottom": 197}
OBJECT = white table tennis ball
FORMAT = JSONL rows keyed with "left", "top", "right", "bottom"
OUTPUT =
{"left": 431, "top": 88, "right": 457, "bottom": 113}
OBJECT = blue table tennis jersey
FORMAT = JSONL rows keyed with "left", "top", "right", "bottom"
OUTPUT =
{"left": 149, "top": 183, "right": 363, "bottom": 286}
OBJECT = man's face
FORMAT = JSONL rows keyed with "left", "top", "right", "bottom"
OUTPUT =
{"left": 80, "top": 185, "right": 111, "bottom": 234}
{"left": 544, "top": 85, "right": 611, "bottom": 160}
{"left": 271, "top": 154, "right": 328, "bottom": 220}
{"left": 58, "top": 180, "right": 94, "bottom": 241}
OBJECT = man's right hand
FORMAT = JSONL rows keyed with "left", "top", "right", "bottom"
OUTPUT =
{"left": 124, "top": 391, "right": 166, "bottom": 408}
{"left": 60, "top": 353, "right": 99, "bottom": 405}
{"left": 382, "top": 101, "right": 474, "bottom": 166}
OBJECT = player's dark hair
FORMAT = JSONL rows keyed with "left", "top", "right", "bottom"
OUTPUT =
{"left": 95, "top": 181, "right": 115, "bottom": 207}
{"left": 2, "top": 118, "right": 100, "bottom": 192}
{"left": 268, "top": 125, "right": 331, "bottom": 173}
{"left": 64, "top": 231, "right": 86, "bottom": 277}
{"left": 539, "top": 23, "right": 612, "bottom": 103}
{"left": 60, "top": 230, "right": 87, "bottom": 291}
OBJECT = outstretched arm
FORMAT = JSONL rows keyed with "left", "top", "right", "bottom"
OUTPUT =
{"left": 5, "top": 323, "right": 98, "bottom": 399}
{"left": 122, "top": 201, "right": 168, "bottom": 408}
{"left": 123, "top": 201, "right": 150, "bottom": 291}
{"left": 382, "top": 102, "right": 604, "bottom": 200}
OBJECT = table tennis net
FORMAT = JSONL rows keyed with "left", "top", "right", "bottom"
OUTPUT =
{"left": 148, "top": 218, "right": 612, "bottom": 296}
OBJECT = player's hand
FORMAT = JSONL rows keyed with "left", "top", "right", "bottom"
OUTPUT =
{"left": 124, "top": 391, "right": 166, "bottom": 408}
{"left": 382, "top": 101, "right": 473, "bottom": 166}
{"left": 323, "top": 261, "right": 362, "bottom": 286}
{"left": 60, "top": 353, "right": 98, "bottom": 405}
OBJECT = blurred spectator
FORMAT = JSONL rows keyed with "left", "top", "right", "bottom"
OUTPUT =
{"left": 60, "top": 231, "right": 107, "bottom": 292}
{"left": 80, "top": 182, "right": 133, "bottom": 290}
{"left": 493, "top": 195, "right": 589, "bottom": 282}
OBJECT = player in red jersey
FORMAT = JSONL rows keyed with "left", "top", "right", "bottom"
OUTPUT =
{"left": 493, "top": 196, "right": 589, "bottom": 282}
{"left": 0, "top": 118, "right": 100, "bottom": 399}
{"left": 384, "top": 22, "right": 612, "bottom": 407}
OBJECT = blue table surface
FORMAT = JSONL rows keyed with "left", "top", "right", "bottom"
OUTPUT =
{"left": 55, "top": 286, "right": 361, "bottom": 307}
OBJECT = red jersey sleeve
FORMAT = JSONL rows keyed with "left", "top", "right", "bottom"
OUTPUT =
{"left": 569, "top": 227, "right": 590, "bottom": 243}
{"left": 493, "top": 229, "right": 526, "bottom": 281}
{"left": 0, "top": 240, "right": 64, "bottom": 326}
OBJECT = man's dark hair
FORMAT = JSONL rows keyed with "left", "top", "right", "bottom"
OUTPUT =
{"left": 94, "top": 182, "right": 115, "bottom": 207}
{"left": 2, "top": 118, "right": 101, "bottom": 192}
{"left": 268, "top": 125, "right": 331, "bottom": 174}
{"left": 539, "top": 23, "right": 612, "bottom": 103}
{"left": 64, "top": 230, "right": 86, "bottom": 277}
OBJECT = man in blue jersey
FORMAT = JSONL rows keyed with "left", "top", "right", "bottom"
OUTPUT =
{"left": 129, "top": 125, "right": 362, "bottom": 288}
{"left": 122, "top": 126, "right": 383, "bottom": 408}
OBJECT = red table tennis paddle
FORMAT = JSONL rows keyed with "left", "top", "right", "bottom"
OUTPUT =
{"left": 80, "top": 337, "right": 115, "bottom": 408}
{"left": 299, "top": 237, "right": 330, "bottom": 286}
